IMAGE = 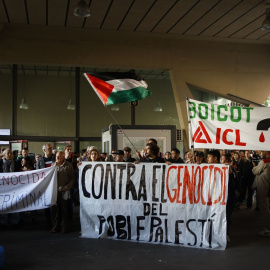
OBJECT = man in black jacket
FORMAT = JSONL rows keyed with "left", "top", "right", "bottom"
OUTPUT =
{"left": 123, "top": 147, "right": 136, "bottom": 162}
{"left": 170, "top": 148, "right": 184, "bottom": 164}
{"left": 239, "top": 150, "right": 255, "bottom": 208}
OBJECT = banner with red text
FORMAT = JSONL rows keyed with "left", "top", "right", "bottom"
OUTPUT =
{"left": 187, "top": 98, "right": 270, "bottom": 150}
{"left": 0, "top": 167, "right": 57, "bottom": 213}
{"left": 79, "top": 162, "right": 229, "bottom": 250}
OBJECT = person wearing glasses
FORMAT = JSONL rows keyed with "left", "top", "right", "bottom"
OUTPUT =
{"left": 106, "top": 149, "right": 117, "bottom": 161}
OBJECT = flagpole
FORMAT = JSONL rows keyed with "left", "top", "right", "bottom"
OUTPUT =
{"left": 186, "top": 97, "right": 195, "bottom": 163}
{"left": 104, "top": 105, "right": 139, "bottom": 152}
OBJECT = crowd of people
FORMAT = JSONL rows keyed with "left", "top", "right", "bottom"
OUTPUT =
{"left": 0, "top": 139, "right": 270, "bottom": 243}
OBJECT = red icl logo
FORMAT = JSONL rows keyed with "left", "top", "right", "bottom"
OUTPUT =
{"left": 193, "top": 121, "right": 246, "bottom": 146}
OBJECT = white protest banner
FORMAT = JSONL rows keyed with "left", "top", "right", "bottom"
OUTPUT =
{"left": 79, "top": 162, "right": 228, "bottom": 250}
{"left": 186, "top": 98, "right": 270, "bottom": 150}
{"left": 0, "top": 167, "right": 57, "bottom": 213}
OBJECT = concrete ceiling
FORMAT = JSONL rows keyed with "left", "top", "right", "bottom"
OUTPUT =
{"left": 0, "top": 0, "right": 270, "bottom": 77}
{"left": 0, "top": 64, "right": 170, "bottom": 79}
{"left": 0, "top": 0, "right": 269, "bottom": 42}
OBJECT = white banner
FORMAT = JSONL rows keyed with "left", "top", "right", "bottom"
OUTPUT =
{"left": 0, "top": 167, "right": 57, "bottom": 214}
{"left": 187, "top": 98, "right": 270, "bottom": 150}
{"left": 79, "top": 162, "right": 229, "bottom": 250}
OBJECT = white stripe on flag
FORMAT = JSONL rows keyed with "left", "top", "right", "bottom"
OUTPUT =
{"left": 106, "top": 79, "right": 148, "bottom": 92}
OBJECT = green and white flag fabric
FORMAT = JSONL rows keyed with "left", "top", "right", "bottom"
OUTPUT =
{"left": 84, "top": 72, "right": 151, "bottom": 105}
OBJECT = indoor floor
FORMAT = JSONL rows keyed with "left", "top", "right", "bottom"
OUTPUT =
{"left": 1, "top": 204, "right": 269, "bottom": 270}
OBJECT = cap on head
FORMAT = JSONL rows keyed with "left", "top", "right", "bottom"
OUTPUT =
{"left": 115, "top": 150, "right": 124, "bottom": 155}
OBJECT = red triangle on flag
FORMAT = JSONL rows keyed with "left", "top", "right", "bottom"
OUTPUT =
{"left": 193, "top": 131, "right": 208, "bottom": 143}
{"left": 84, "top": 74, "right": 114, "bottom": 105}
{"left": 192, "top": 121, "right": 212, "bottom": 144}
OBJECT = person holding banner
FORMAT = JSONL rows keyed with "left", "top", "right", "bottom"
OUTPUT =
{"left": 65, "top": 145, "right": 78, "bottom": 221}
{"left": 220, "top": 153, "right": 237, "bottom": 243}
{"left": 106, "top": 149, "right": 117, "bottom": 162}
{"left": 0, "top": 149, "right": 20, "bottom": 229}
{"left": 136, "top": 143, "right": 165, "bottom": 163}
{"left": 51, "top": 151, "right": 74, "bottom": 234}
{"left": 165, "top": 151, "right": 171, "bottom": 161}
{"left": 252, "top": 151, "right": 270, "bottom": 237}
{"left": 148, "top": 138, "right": 164, "bottom": 159}
{"left": 169, "top": 148, "right": 184, "bottom": 164}
{"left": 81, "top": 146, "right": 98, "bottom": 161}
{"left": 0, "top": 149, "right": 14, "bottom": 173}
{"left": 184, "top": 151, "right": 193, "bottom": 164}
{"left": 77, "top": 149, "right": 103, "bottom": 169}
{"left": 21, "top": 156, "right": 34, "bottom": 171}
{"left": 36, "top": 143, "right": 56, "bottom": 228}
{"left": 114, "top": 150, "right": 124, "bottom": 162}
{"left": 36, "top": 144, "right": 56, "bottom": 169}
{"left": 123, "top": 147, "right": 136, "bottom": 162}
{"left": 195, "top": 151, "right": 206, "bottom": 164}
{"left": 87, "top": 149, "right": 103, "bottom": 162}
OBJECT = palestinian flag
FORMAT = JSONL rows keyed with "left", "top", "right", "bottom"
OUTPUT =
{"left": 84, "top": 71, "right": 151, "bottom": 105}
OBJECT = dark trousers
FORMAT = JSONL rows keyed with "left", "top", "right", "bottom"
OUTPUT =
{"left": 67, "top": 189, "right": 74, "bottom": 222}
{"left": 238, "top": 177, "right": 254, "bottom": 207}
{"left": 226, "top": 191, "right": 235, "bottom": 235}
{"left": 51, "top": 192, "right": 68, "bottom": 229}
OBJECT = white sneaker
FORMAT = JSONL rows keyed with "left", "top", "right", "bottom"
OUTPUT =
{"left": 258, "top": 228, "right": 270, "bottom": 236}
{"left": 227, "top": 235, "right": 231, "bottom": 243}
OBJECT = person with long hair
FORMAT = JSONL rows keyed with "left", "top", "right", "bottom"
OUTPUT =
{"left": 232, "top": 151, "right": 243, "bottom": 174}
{"left": 81, "top": 146, "right": 98, "bottom": 161}
{"left": 87, "top": 149, "right": 102, "bottom": 162}
{"left": 184, "top": 151, "right": 193, "bottom": 163}
{"left": 21, "top": 156, "right": 34, "bottom": 171}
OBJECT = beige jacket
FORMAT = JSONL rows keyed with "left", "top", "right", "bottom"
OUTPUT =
{"left": 252, "top": 159, "right": 270, "bottom": 190}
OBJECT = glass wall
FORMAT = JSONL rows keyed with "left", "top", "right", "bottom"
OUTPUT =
{"left": 80, "top": 73, "right": 180, "bottom": 137}
{"left": 0, "top": 69, "right": 12, "bottom": 131}
{"left": 0, "top": 65, "right": 180, "bottom": 154}
{"left": 17, "top": 71, "right": 76, "bottom": 136}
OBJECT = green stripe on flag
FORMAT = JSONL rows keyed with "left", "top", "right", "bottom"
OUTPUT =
{"left": 106, "top": 87, "right": 152, "bottom": 105}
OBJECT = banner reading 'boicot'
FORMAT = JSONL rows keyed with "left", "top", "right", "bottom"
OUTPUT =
{"left": 187, "top": 98, "right": 270, "bottom": 150}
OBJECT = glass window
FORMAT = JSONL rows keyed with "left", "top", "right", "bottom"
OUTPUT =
{"left": 17, "top": 67, "right": 76, "bottom": 136}
{"left": 0, "top": 68, "right": 12, "bottom": 131}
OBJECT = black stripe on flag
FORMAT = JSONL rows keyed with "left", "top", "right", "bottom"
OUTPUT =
{"left": 87, "top": 70, "right": 144, "bottom": 83}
